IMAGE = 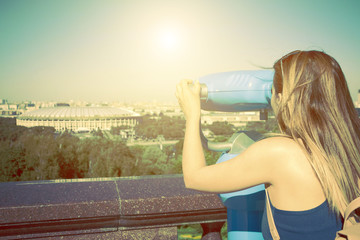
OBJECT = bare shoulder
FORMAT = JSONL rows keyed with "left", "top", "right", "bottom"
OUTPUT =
{"left": 217, "top": 135, "right": 308, "bottom": 191}
{"left": 258, "top": 136, "right": 298, "bottom": 145}
{"left": 245, "top": 136, "right": 308, "bottom": 177}
{"left": 250, "top": 136, "right": 303, "bottom": 156}
{"left": 233, "top": 136, "right": 306, "bottom": 174}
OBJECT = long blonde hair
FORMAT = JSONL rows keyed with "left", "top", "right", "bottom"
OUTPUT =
{"left": 273, "top": 50, "right": 360, "bottom": 215}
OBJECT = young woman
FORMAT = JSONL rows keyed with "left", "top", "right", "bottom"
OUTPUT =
{"left": 176, "top": 50, "right": 360, "bottom": 239}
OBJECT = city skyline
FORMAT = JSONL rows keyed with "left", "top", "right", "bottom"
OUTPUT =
{"left": 1, "top": 0, "right": 360, "bottom": 103}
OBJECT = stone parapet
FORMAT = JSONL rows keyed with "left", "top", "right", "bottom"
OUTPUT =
{"left": 0, "top": 175, "right": 226, "bottom": 239}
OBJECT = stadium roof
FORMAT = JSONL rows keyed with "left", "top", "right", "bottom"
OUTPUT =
{"left": 18, "top": 107, "right": 140, "bottom": 119}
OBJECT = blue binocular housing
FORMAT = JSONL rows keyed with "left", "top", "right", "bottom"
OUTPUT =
{"left": 198, "top": 70, "right": 274, "bottom": 239}
{"left": 199, "top": 70, "right": 274, "bottom": 112}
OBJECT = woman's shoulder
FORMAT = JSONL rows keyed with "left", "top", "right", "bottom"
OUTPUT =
{"left": 253, "top": 136, "right": 303, "bottom": 154}
{"left": 248, "top": 136, "right": 308, "bottom": 172}
{"left": 235, "top": 136, "right": 307, "bottom": 173}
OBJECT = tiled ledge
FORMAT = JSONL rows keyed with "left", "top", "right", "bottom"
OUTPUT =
{"left": 0, "top": 175, "right": 226, "bottom": 239}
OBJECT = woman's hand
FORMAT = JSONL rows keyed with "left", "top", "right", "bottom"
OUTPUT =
{"left": 176, "top": 79, "right": 205, "bottom": 187}
{"left": 176, "top": 79, "right": 201, "bottom": 122}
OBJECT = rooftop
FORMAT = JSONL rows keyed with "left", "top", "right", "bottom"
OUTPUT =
{"left": 18, "top": 106, "right": 140, "bottom": 119}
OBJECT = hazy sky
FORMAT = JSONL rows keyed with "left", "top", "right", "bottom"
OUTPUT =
{"left": 1, "top": 0, "right": 360, "bottom": 103}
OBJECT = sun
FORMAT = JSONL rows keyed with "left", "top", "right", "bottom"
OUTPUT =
{"left": 156, "top": 28, "right": 181, "bottom": 52}
{"left": 160, "top": 30, "right": 178, "bottom": 49}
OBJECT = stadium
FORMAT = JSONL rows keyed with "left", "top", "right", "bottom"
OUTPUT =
{"left": 16, "top": 106, "right": 142, "bottom": 132}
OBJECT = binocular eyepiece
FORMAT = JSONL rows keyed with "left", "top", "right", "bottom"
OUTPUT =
{"left": 193, "top": 83, "right": 208, "bottom": 101}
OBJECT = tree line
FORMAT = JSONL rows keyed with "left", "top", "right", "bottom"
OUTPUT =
{"left": 134, "top": 114, "right": 185, "bottom": 140}
{"left": 0, "top": 117, "right": 223, "bottom": 182}
{"left": 0, "top": 113, "right": 278, "bottom": 182}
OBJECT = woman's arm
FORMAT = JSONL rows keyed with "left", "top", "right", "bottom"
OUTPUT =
{"left": 176, "top": 79, "right": 286, "bottom": 193}
{"left": 176, "top": 79, "right": 206, "bottom": 186}
{"left": 182, "top": 137, "right": 285, "bottom": 192}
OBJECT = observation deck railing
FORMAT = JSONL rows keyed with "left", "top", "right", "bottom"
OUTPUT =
{"left": 0, "top": 174, "right": 227, "bottom": 239}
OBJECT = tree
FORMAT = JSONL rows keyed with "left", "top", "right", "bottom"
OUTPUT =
{"left": 161, "top": 116, "right": 185, "bottom": 139}
{"left": 0, "top": 141, "right": 25, "bottom": 182}
{"left": 207, "top": 121, "right": 234, "bottom": 136}
{"left": 243, "top": 118, "right": 279, "bottom": 133}
{"left": 57, "top": 132, "right": 80, "bottom": 179}
{"left": 17, "top": 129, "right": 59, "bottom": 181}
{"left": 104, "top": 140, "right": 135, "bottom": 177}
{"left": 174, "top": 139, "right": 184, "bottom": 158}
{"left": 84, "top": 138, "right": 136, "bottom": 178}
{"left": 135, "top": 115, "right": 185, "bottom": 140}
{"left": 0, "top": 119, "right": 60, "bottom": 182}
{"left": 134, "top": 115, "right": 157, "bottom": 139}
{"left": 167, "top": 155, "right": 183, "bottom": 174}
{"left": 28, "top": 126, "right": 56, "bottom": 136}
{"left": 76, "top": 138, "right": 93, "bottom": 178}
{"left": 137, "top": 146, "right": 168, "bottom": 175}
{"left": 0, "top": 118, "right": 27, "bottom": 142}
{"left": 129, "top": 145, "right": 146, "bottom": 167}
{"left": 92, "top": 129, "right": 104, "bottom": 138}
{"left": 204, "top": 149, "right": 222, "bottom": 165}
{"left": 111, "top": 125, "right": 131, "bottom": 135}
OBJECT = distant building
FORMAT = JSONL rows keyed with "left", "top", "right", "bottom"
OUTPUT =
{"left": 16, "top": 106, "right": 142, "bottom": 132}
{"left": 201, "top": 111, "right": 265, "bottom": 127}
{"left": 0, "top": 101, "right": 22, "bottom": 117}
{"left": 8, "top": 104, "right": 17, "bottom": 110}
{"left": 55, "top": 103, "right": 70, "bottom": 107}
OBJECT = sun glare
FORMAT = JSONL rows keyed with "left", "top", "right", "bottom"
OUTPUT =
{"left": 156, "top": 28, "right": 181, "bottom": 52}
